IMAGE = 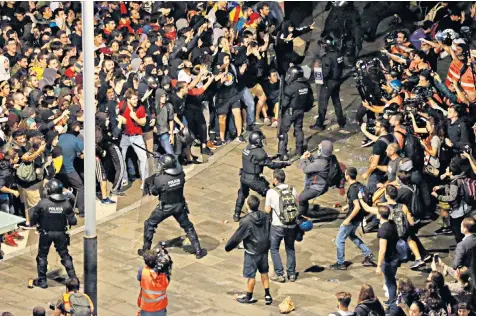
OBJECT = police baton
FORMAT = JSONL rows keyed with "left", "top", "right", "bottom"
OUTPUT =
{"left": 132, "top": 143, "right": 162, "bottom": 159}
{"left": 289, "top": 146, "right": 320, "bottom": 163}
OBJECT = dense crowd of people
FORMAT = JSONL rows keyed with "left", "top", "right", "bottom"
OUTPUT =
{"left": 0, "top": 1, "right": 475, "bottom": 316}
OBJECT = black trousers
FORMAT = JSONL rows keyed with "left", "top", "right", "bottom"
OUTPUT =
{"left": 37, "top": 232, "right": 76, "bottom": 281}
{"left": 278, "top": 109, "right": 304, "bottom": 156}
{"left": 66, "top": 171, "right": 84, "bottom": 215}
{"left": 450, "top": 215, "right": 466, "bottom": 243}
{"left": 356, "top": 104, "right": 375, "bottom": 125}
{"left": 185, "top": 109, "right": 207, "bottom": 144}
{"left": 143, "top": 202, "right": 195, "bottom": 250}
{"left": 234, "top": 174, "right": 269, "bottom": 215}
{"left": 316, "top": 81, "right": 345, "bottom": 127}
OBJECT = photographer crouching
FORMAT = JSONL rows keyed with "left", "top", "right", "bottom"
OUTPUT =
{"left": 137, "top": 246, "right": 171, "bottom": 316}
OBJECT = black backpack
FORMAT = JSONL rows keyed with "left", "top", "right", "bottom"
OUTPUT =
{"left": 457, "top": 178, "right": 476, "bottom": 207}
{"left": 400, "top": 184, "right": 423, "bottom": 218}
{"left": 356, "top": 304, "right": 379, "bottom": 316}
{"left": 327, "top": 155, "right": 344, "bottom": 188}
{"left": 396, "top": 131, "right": 424, "bottom": 169}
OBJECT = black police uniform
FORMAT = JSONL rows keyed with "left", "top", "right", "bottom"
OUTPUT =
{"left": 313, "top": 48, "right": 346, "bottom": 129}
{"left": 142, "top": 168, "right": 205, "bottom": 257}
{"left": 234, "top": 143, "right": 289, "bottom": 219}
{"left": 278, "top": 77, "right": 314, "bottom": 159}
{"left": 323, "top": 3, "right": 362, "bottom": 65}
{"left": 30, "top": 194, "right": 77, "bottom": 286}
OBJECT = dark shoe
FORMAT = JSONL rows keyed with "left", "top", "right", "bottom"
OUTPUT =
{"left": 265, "top": 295, "right": 273, "bottom": 305}
{"left": 101, "top": 198, "right": 116, "bottom": 205}
{"left": 410, "top": 260, "right": 425, "bottom": 270}
{"left": 288, "top": 274, "right": 296, "bottom": 282}
{"left": 201, "top": 147, "right": 214, "bottom": 156}
{"left": 422, "top": 253, "right": 432, "bottom": 263}
{"left": 280, "top": 154, "right": 289, "bottom": 161}
{"left": 363, "top": 222, "right": 379, "bottom": 233}
{"left": 33, "top": 278, "right": 48, "bottom": 289}
{"left": 214, "top": 139, "right": 225, "bottom": 147}
{"left": 435, "top": 227, "right": 453, "bottom": 235}
{"left": 310, "top": 124, "right": 325, "bottom": 131}
{"left": 362, "top": 254, "right": 377, "bottom": 267}
{"left": 195, "top": 248, "right": 208, "bottom": 259}
{"left": 361, "top": 138, "right": 374, "bottom": 148}
{"left": 330, "top": 263, "right": 347, "bottom": 270}
{"left": 237, "top": 294, "right": 257, "bottom": 304}
{"left": 233, "top": 213, "right": 241, "bottom": 222}
{"left": 270, "top": 274, "right": 286, "bottom": 283}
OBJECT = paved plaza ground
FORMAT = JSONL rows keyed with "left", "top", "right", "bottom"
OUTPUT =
{"left": 0, "top": 3, "right": 462, "bottom": 315}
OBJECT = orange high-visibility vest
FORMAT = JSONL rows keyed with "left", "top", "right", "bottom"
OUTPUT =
{"left": 446, "top": 59, "right": 476, "bottom": 103}
{"left": 137, "top": 267, "right": 168, "bottom": 312}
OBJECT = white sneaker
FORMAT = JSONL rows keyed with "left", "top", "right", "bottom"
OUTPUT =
{"left": 264, "top": 117, "right": 271, "bottom": 126}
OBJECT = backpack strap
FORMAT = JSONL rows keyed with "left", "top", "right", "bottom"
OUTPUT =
{"left": 63, "top": 293, "right": 71, "bottom": 313}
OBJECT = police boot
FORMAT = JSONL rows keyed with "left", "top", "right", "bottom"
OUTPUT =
{"left": 186, "top": 228, "right": 207, "bottom": 259}
{"left": 233, "top": 212, "right": 241, "bottom": 222}
{"left": 138, "top": 242, "right": 152, "bottom": 257}
{"left": 33, "top": 278, "right": 48, "bottom": 289}
{"left": 278, "top": 139, "right": 289, "bottom": 161}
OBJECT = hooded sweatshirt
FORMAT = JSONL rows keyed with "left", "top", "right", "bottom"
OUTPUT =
{"left": 354, "top": 299, "right": 385, "bottom": 316}
{"left": 300, "top": 140, "right": 333, "bottom": 192}
{"left": 0, "top": 56, "right": 10, "bottom": 81}
{"left": 225, "top": 210, "right": 270, "bottom": 255}
{"left": 154, "top": 89, "right": 174, "bottom": 135}
{"left": 437, "top": 173, "right": 473, "bottom": 218}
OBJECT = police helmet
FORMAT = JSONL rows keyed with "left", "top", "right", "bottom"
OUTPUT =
{"left": 159, "top": 154, "right": 182, "bottom": 175}
{"left": 321, "top": 35, "right": 336, "bottom": 47}
{"left": 389, "top": 79, "right": 402, "bottom": 92}
{"left": 248, "top": 130, "right": 265, "bottom": 147}
{"left": 285, "top": 65, "right": 304, "bottom": 83}
{"left": 145, "top": 75, "right": 158, "bottom": 89}
{"left": 298, "top": 219, "right": 313, "bottom": 232}
{"left": 45, "top": 179, "right": 63, "bottom": 195}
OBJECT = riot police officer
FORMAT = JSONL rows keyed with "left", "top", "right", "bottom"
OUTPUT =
{"left": 30, "top": 179, "right": 77, "bottom": 289}
{"left": 139, "top": 154, "right": 207, "bottom": 259}
{"left": 233, "top": 131, "right": 290, "bottom": 222}
{"left": 278, "top": 65, "right": 314, "bottom": 161}
{"left": 310, "top": 36, "right": 346, "bottom": 131}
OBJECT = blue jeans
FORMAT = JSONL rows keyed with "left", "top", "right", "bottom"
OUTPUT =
{"left": 240, "top": 88, "right": 256, "bottom": 129}
{"left": 270, "top": 225, "right": 296, "bottom": 276}
{"left": 159, "top": 133, "right": 174, "bottom": 155}
{"left": 335, "top": 221, "right": 371, "bottom": 264}
{"left": 382, "top": 258, "right": 400, "bottom": 306}
{"left": 140, "top": 308, "right": 167, "bottom": 316}
{"left": 0, "top": 194, "right": 13, "bottom": 214}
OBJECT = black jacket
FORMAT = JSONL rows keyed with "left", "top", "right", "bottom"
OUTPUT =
{"left": 225, "top": 211, "right": 270, "bottom": 255}
{"left": 281, "top": 77, "right": 314, "bottom": 112}
{"left": 354, "top": 299, "right": 385, "bottom": 316}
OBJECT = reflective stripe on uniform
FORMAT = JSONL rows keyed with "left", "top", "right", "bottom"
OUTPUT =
{"left": 140, "top": 293, "right": 167, "bottom": 303}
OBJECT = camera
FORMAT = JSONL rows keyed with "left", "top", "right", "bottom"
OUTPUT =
{"left": 154, "top": 242, "right": 173, "bottom": 276}
{"left": 384, "top": 31, "right": 398, "bottom": 49}
{"left": 460, "top": 144, "right": 472, "bottom": 155}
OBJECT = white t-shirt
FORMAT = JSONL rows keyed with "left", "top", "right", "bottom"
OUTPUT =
{"left": 265, "top": 184, "right": 297, "bottom": 227}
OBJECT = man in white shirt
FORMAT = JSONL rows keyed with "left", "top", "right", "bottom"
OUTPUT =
{"left": 265, "top": 169, "right": 298, "bottom": 283}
